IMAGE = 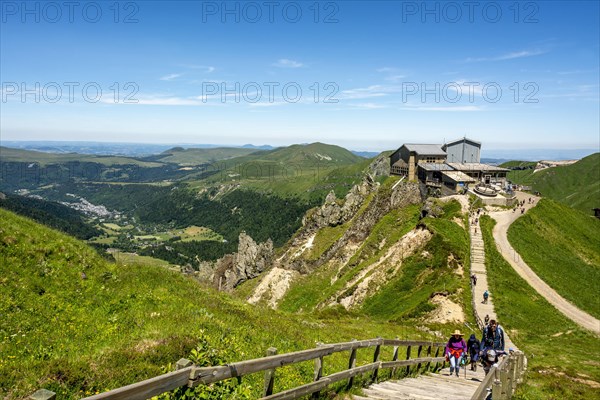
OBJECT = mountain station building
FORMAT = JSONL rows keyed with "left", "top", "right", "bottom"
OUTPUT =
{"left": 389, "top": 137, "right": 510, "bottom": 195}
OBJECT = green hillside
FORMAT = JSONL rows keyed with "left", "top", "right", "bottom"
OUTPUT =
{"left": 0, "top": 194, "right": 101, "bottom": 240}
{"left": 507, "top": 153, "right": 600, "bottom": 214}
{"left": 499, "top": 160, "right": 537, "bottom": 169}
{"left": 481, "top": 216, "right": 600, "bottom": 399}
{"left": 0, "top": 146, "right": 161, "bottom": 167}
{"left": 278, "top": 181, "right": 474, "bottom": 329}
{"left": 0, "top": 208, "right": 433, "bottom": 399}
{"left": 255, "top": 142, "right": 365, "bottom": 165}
{"left": 507, "top": 199, "right": 600, "bottom": 319}
{"left": 154, "top": 147, "right": 259, "bottom": 165}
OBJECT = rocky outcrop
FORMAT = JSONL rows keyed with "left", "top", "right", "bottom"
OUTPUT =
{"left": 302, "top": 175, "right": 377, "bottom": 231}
{"left": 269, "top": 179, "right": 422, "bottom": 278}
{"left": 420, "top": 198, "right": 445, "bottom": 219}
{"left": 367, "top": 153, "right": 391, "bottom": 177}
{"left": 212, "top": 232, "right": 273, "bottom": 291}
{"left": 303, "top": 191, "right": 343, "bottom": 229}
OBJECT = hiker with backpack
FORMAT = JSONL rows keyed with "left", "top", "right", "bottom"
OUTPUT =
{"left": 481, "top": 319, "right": 505, "bottom": 352}
{"left": 483, "top": 290, "right": 489, "bottom": 304}
{"left": 467, "top": 334, "right": 481, "bottom": 371}
{"left": 445, "top": 329, "right": 468, "bottom": 377}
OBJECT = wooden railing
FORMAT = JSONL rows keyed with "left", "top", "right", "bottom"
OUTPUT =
{"left": 29, "top": 338, "right": 446, "bottom": 400}
{"left": 470, "top": 350, "right": 527, "bottom": 400}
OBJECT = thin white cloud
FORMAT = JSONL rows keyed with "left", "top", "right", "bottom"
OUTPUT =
{"left": 160, "top": 73, "right": 183, "bottom": 81}
{"left": 351, "top": 103, "right": 389, "bottom": 109}
{"left": 273, "top": 59, "right": 304, "bottom": 68}
{"left": 100, "top": 94, "right": 222, "bottom": 106}
{"left": 464, "top": 49, "right": 546, "bottom": 63}
{"left": 248, "top": 101, "right": 287, "bottom": 107}
{"left": 339, "top": 85, "right": 399, "bottom": 100}
{"left": 385, "top": 75, "right": 407, "bottom": 83}
{"left": 401, "top": 105, "right": 483, "bottom": 112}
{"left": 557, "top": 69, "right": 598, "bottom": 75}
{"left": 178, "top": 64, "right": 216, "bottom": 73}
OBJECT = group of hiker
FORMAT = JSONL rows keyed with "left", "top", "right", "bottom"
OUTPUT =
{"left": 444, "top": 319, "right": 506, "bottom": 377}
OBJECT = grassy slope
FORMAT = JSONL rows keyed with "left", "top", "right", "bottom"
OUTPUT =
{"left": 0, "top": 209, "right": 436, "bottom": 399}
{"left": 499, "top": 161, "right": 538, "bottom": 169}
{"left": 480, "top": 216, "right": 600, "bottom": 399}
{"left": 279, "top": 194, "right": 475, "bottom": 333}
{"left": 0, "top": 146, "right": 162, "bottom": 167}
{"left": 508, "top": 153, "right": 600, "bottom": 214}
{"left": 507, "top": 199, "right": 600, "bottom": 319}
{"left": 154, "top": 147, "right": 259, "bottom": 165}
{"left": 187, "top": 149, "right": 373, "bottom": 202}
{"left": 362, "top": 200, "right": 472, "bottom": 322}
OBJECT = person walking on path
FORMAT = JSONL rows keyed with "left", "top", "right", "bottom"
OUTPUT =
{"left": 467, "top": 334, "right": 481, "bottom": 371}
{"left": 481, "top": 319, "right": 505, "bottom": 352}
{"left": 483, "top": 290, "right": 489, "bottom": 304}
{"left": 445, "top": 329, "right": 467, "bottom": 377}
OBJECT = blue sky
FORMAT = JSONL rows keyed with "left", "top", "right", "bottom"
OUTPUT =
{"left": 1, "top": 1, "right": 599, "bottom": 152}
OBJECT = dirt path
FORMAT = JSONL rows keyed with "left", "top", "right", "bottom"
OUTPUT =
{"left": 489, "top": 192, "right": 600, "bottom": 335}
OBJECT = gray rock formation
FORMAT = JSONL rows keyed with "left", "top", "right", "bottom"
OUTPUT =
{"left": 420, "top": 198, "right": 444, "bottom": 219}
{"left": 302, "top": 176, "right": 377, "bottom": 231}
{"left": 367, "top": 153, "right": 391, "bottom": 177}
{"left": 212, "top": 232, "right": 273, "bottom": 291}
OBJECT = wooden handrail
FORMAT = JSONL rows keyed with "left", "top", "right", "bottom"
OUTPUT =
{"left": 77, "top": 338, "right": 446, "bottom": 400}
{"left": 470, "top": 350, "right": 527, "bottom": 400}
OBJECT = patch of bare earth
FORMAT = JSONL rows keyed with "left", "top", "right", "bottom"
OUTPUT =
{"left": 426, "top": 294, "right": 465, "bottom": 324}
{"left": 328, "top": 228, "right": 432, "bottom": 309}
{"left": 538, "top": 369, "right": 600, "bottom": 389}
{"left": 134, "top": 339, "right": 165, "bottom": 353}
{"left": 247, "top": 267, "right": 300, "bottom": 308}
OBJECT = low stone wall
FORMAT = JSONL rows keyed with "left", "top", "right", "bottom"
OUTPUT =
{"left": 468, "top": 190, "right": 517, "bottom": 207}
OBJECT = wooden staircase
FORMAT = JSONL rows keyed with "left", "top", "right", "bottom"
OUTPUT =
{"left": 354, "top": 366, "right": 486, "bottom": 400}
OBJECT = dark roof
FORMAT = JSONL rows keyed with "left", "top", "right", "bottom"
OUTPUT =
{"left": 443, "top": 137, "right": 482, "bottom": 148}
{"left": 403, "top": 144, "right": 446, "bottom": 156}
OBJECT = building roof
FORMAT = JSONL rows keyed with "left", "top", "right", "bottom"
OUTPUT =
{"left": 418, "top": 163, "right": 454, "bottom": 171}
{"left": 391, "top": 159, "right": 409, "bottom": 168}
{"left": 403, "top": 144, "right": 446, "bottom": 156}
{"left": 447, "top": 162, "right": 510, "bottom": 172}
{"left": 441, "top": 171, "right": 477, "bottom": 183}
{"left": 443, "top": 137, "right": 482, "bottom": 147}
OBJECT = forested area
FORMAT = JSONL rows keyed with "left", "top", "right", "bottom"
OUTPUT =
{"left": 0, "top": 194, "right": 101, "bottom": 240}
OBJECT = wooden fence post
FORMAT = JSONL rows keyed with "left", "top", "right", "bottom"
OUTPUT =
{"left": 492, "top": 370, "right": 503, "bottom": 400}
{"left": 509, "top": 357, "right": 517, "bottom": 398}
{"left": 500, "top": 368, "right": 509, "bottom": 400}
{"left": 311, "top": 343, "right": 324, "bottom": 399}
{"left": 391, "top": 336, "right": 400, "bottom": 377}
{"left": 29, "top": 389, "right": 56, "bottom": 400}
{"left": 371, "top": 338, "right": 381, "bottom": 383}
{"left": 263, "top": 347, "right": 277, "bottom": 397}
{"left": 176, "top": 358, "right": 192, "bottom": 370}
{"left": 425, "top": 343, "right": 432, "bottom": 371}
{"left": 416, "top": 344, "right": 423, "bottom": 371}
{"left": 347, "top": 339, "right": 358, "bottom": 389}
{"left": 405, "top": 345, "right": 412, "bottom": 376}
{"left": 433, "top": 346, "right": 441, "bottom": 372}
